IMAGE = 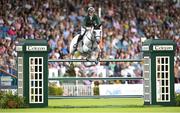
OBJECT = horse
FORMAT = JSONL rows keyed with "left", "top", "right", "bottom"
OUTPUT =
{"left": 69, "top": 26, "right": 101, "bottom": 66}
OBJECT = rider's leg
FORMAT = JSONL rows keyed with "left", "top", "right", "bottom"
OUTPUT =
{"left": 73, "top": 35, "right": 83, "bottom": 49}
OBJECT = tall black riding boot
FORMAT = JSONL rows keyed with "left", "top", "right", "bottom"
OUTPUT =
{"left": 73, "top": 35, "right": 83, "bottom": 50}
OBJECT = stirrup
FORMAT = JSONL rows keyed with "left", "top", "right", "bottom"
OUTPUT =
{"left": 73, "top": 44, "right": 78, "bottom": 48}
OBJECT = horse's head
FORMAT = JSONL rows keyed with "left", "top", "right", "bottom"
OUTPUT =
{"left": 85, "top": 26, "right": 101, "bottom": 44}
{"left": 83, "top": 26, "right": 96, "bottom": 42}
{"left": 81, "top": 26, "right": 97, "bottom": 52}
{"left": 94, "top": 30, "right": 101, "bottom": 44}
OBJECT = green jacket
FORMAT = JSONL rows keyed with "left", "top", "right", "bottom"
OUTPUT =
{"left": 83, "top": 14, "right": 101, "bottom": 28}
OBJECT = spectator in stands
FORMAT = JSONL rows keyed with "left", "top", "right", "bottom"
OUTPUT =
{"left": 0, "top": 41, "right": 5, "bottom": 55}
{"left": 175, "top": 60, "right": 180, "bottom": 83}
{"left": 114, "top": 62, "right": 122, "bottom": 77}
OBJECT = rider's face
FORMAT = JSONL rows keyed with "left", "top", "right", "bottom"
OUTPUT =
{"left": 89, "top": 11, "right": 94, "bottom": 16}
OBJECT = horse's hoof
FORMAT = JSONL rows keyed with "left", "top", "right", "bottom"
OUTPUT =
{"left": 95, "top": 60, "right": 99, "bottom": 65}
{"left": 86, "top": 57, "right": 89, "bottom": 61}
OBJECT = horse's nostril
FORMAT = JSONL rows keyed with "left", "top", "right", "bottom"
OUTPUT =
{"left": 96, "top": 40, "right": 100, "bottom": 44}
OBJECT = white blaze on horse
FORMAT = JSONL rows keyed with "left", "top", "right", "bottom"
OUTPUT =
{"left": 69, "top": 26, "right": 101, "bottom": 66}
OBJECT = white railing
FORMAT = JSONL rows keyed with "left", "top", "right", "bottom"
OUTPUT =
{"left": 62, "top": 85, "right": 93, "bottom": 96}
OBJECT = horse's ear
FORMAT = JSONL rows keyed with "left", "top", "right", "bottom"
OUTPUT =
{"left": 91, "top": 26, "right": 94, "bottom": 33}
{"left": 94, "top": 24, "right": 102, "bottom": 29}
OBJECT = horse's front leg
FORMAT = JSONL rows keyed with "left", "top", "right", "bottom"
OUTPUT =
{"left": 95, "top": 45, "right": 101, "bottom": 64}
{"left": 86, "top": 54, "right": 91, "bottom": 61}
{"left": 94, "top": 52, "right": 100, "bottom": 64}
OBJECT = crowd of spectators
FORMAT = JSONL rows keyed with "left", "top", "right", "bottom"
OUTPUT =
{"left": 0, "top": 0, "right": 180, "bottom": 83}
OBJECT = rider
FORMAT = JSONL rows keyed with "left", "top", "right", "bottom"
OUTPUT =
{"left": 73, "top": 6, "right": 101, "bottom": 51}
